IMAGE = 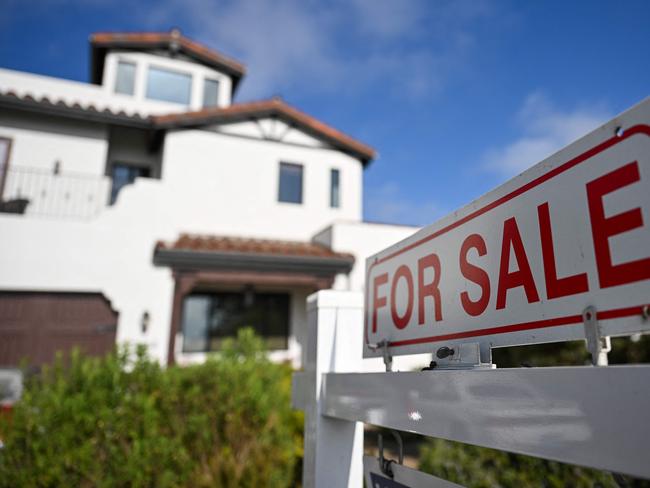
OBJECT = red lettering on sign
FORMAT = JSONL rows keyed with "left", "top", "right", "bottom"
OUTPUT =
{"left": 391, "top": 265, "right": 414, "bottom": 329}
{"left": 537, "top": 202, "right": 589, "bottom": 299}
{"left": 459, "top": 234, "right": 491, "bottom": 316}
{"left": 496, "top": 217, "right": 540, "bottom": 310}
{"left": 418, "top": 254, "right": 442, "bottom": 324}
{"left": 587, "top": 161, "right": 650, "bottom": 288}
{"left": 372, "top": 273, "right": 388, "bottom": 333}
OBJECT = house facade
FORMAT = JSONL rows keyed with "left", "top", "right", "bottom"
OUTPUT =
{"left": 0, "top": 30, "right": 421, "bottom": 369}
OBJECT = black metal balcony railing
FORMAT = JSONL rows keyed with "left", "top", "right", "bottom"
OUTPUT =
{"left": 0, "top": 165, "right": 110, "bottom": 220}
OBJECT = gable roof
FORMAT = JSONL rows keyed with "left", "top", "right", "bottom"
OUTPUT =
{"left": 0, "top": 89, "right": 375, "bottom": 163}
{"left": 89, "top": 30, "right": 246, "bottom": 94}
{"left": 152, "top": 98, "right": 376, "bottom": 163}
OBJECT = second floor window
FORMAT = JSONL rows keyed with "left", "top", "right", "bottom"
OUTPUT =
{"left": 146, "top": 66, "right": 192, "bottom": 105}
{"left": 114, "top": 61, "right": 136, "bottom": 95}
{"left": 278, "top": 162, "right": 303, "bottom": 204}
{"left": 330, "top": 168, "right": 340, "bottom": 208}
{"left": 110, "top": 163, "right": 150, "bottom": 204}
{"left": 203, "top": 78, "right": 220, "bottom": 107}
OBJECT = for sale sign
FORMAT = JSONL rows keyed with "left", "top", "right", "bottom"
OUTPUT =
{"left": 365, "top": 98, "right": 650, "bottom": 358}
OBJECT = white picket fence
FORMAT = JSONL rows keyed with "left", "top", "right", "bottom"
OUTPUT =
{"left": 292, "top": 290, "right": 650, "bottom": 487}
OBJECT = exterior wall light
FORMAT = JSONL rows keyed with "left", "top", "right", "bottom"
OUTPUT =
{"left": 141, "top": 311, "right": 150, "bottom": 334}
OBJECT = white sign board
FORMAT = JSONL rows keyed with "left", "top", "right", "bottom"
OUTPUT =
{"left": 365, "top": 98, "right": 650, "bottom": 358}
{"left": 364, "top": 456, "right": 463, "bottom": 488}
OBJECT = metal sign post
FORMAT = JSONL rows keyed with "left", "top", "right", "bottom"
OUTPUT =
{"left": 363, "top": 456, "right": 463, "bottom": 488}
{"left": 364, "top": 98, "right": 650, "bottom": 359}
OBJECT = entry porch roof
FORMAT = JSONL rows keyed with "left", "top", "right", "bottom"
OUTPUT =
{"left": 154, "top": 234, "right": 354, "bottom": 280}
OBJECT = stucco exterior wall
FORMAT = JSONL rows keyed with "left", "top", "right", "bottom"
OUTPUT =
{"left": 314, "top": 221, "right": 420, "bottom": 291}
{"left": 0, "top": 109, "right": 108, "bottom": 175}
{"left": 313, "top": 221, "right": 435, "bottom": 372}
{"left": 0, "top": 50, "right": 417, "bottom": 370}
{"left": 0, "top": 118, "right": 365, "bottom": 365}
{"left": 159, "top": 128, "right": 363, "bottom": 240}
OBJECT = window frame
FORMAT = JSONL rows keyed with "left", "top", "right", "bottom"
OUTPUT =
{"left": 278, "top": 162, "right": 304, "bottom": 205}
{"left": 0, "top": 136, "right": 13, "bottom": 200}
{"left": 180, "top": 290, "right": 291, "bottom": 353}
{"left": 145, "top": 64, "right": 193, "bottom": 105}
{"left": 109, "top": 162, "right": 151, "bottom": 205}
{"left": 330, "top": 168, "right": 340, "bottom": 208}
{"left": 202, "top": 78, "right": 220, "bottom": 108}
{"left": 114, "top": 60, "right": 137, "bottom": 96}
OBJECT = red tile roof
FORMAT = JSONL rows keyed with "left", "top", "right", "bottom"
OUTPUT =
{"left": 0, "top": 90, "right": 374, "bottom": 162}
{"left": 152, "top": 97, "right": 376, "bottom": 162}
{"left": 0, "top": 89, "right": 375, "bottom": 163}
{"left": 156, "top": 234, "right": 354, "bottom": 261}
{"left": 89, "top": 30, "right": 246, "bottom": 92}
{"left": 0, "top": 88, "right": 150, "bottom": 126}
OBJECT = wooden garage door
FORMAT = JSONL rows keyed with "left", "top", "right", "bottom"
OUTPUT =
{"left": 0, "top": 292, "right": 118, "bottom": 368}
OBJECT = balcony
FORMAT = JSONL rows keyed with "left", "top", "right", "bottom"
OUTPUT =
{"left": 0, "top": 165, "right": 111, "bottom": 220}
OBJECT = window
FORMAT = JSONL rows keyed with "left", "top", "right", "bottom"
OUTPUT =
{"left": 114, "top": 61, "right": 136, "bottom": 95}
{"left": 0, "top": 137, "right": 12, "bottom": 200}
{"left": 146, "top": 66, "right": 192, "bottom": 105}
{"left": 278, "top": 162, "right": 303, "bottom": 204}
{"left": 110, "top": 163, "right": 150, "bottom": 204}
{"left": 181, "top": 292, "right": 290, "bottom": 352}
{"left": 330, "top": 168, "right": 340, "bottom": 208}
{"left": 203, "top": 78, "right": 220, "bottom": 107}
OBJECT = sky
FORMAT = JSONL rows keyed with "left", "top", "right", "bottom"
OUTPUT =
{"left": 1, "top": 0, "right": 649, "bottom": 226}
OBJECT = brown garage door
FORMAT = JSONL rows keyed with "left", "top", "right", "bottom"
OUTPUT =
{"left": 0, "top": 291, "right": 118, "bottom": 368}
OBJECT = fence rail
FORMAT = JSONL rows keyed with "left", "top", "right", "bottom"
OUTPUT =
{"left": 292, "top": 290, "right": 650, "bottom": 487}
{"left": 0, "top": 165, "right": 111, "bottom": 220}
{"left": 322, "top": 367, "right": 650, "bottom": 479}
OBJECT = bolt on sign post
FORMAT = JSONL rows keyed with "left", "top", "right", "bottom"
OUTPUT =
{"left": 365, "top": 98, "right": 650, "bottom": 359}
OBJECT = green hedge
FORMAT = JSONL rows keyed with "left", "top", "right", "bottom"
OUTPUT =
{"left": 0, "top": 329, "right": 303, "bottom": 488}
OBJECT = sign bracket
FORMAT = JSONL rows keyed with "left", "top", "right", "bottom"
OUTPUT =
{"left": 368, "top": 340, "right": 393, "bottom": 372}
{"left": 583, "top": 306, "right": 611, "bottom": 366}
{"left": 422, "top": 342, "right": 495, "bottom": 371}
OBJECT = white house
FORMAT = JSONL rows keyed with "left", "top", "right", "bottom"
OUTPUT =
{"left": 0, "top": 30, "right": 422, "bottom": 369}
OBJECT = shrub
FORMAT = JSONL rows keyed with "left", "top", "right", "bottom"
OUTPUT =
{"left": 0, "top": 328, "right": 302, "bottom": 488}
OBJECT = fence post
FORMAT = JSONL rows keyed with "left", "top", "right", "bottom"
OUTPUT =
{"left": 292, "top": 290, "right": 364, "bottom": 488}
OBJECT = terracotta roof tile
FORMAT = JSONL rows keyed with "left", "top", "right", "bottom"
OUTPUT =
{"left": 0, "top": 89, "right": 150, "bottom": 126}
{"left": 1, "top": 94, "right": 375, "bottom": 163}
{"left": 156, "top": 234, "right": 354, "bottom": 261}
{"left": 151, "top": 98, "right": 376, "bottom": 163}
{"left": 90, "top": 31, "right": 245, "bottom": 85}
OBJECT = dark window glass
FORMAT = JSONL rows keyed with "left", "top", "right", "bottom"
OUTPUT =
{"left": 146, "top": 66, "right": 192, "bottom": 105}
{"left": 115, "top": 61, "right": 136, "bottom": 95}
{"left": 278, "top": 162, "right": 303, "bottom": 204}
{"left": 203, "top": 79, "right": 220, "bottom": 107}
{"left": 110, "top": 164, "right": 150, "bottom": 204}
{"left": 181, "top": 292, "right": 290, "bottom": 352}
{"left": 330, "top": 168, "right": 340, "bottom": 208}
{"left": 0, "top": 137, "right": 12, "bottom": 200}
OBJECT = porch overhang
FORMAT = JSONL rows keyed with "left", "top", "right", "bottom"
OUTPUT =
{"left": 154, "top": 234, "right": 354, "bottom": 277}
{"left": 154, "top": 234, "right": 355, "bottom": 365}
{"left": 153, "top": 248, "right": 354, "bottom": 276}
